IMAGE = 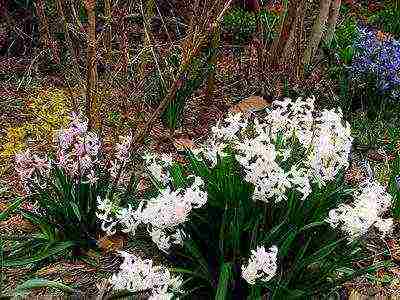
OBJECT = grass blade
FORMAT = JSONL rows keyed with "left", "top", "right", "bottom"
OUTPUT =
{"left": 0, "top": 197, "right": 23, "bottom": 222}
{"left": 14, "top": 278, "right": 78, "bottom": 296}
{"left": 3, "top": 241, "right": 75, "bottom": 267}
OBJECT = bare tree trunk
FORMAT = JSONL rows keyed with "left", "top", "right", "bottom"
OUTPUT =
{"left": 104, "top": 0, "right": 112, "bottom": 64}
{"left": 295, "top": 1, "right": 306, "bottom": 82}
{"left": 84, "top": 0, "right": 100, "bottom": 130}
{"left": 269, "top": 0, "right": 302, "bottom": 69}
{"left": 280, "top": 0, "right": 306, "bottom": 82}
{"left": 0, "top": 0, "right": 7, "bottom": 17}
{"left": 303, "top": 0, "right": 332, "bottom": 68}
{"left": 245, "top": 0, "right": 260, "bottom": 11}
{"left": 324, "top": 0, "right": 341, "bottom": 46}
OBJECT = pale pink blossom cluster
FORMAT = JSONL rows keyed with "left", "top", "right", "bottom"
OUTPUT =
{"left": 15, "top": 149, "right": 50, "bottom": 192}
{"left": 326, "top": 180, "right": 393, "bottom": 241}
{"left": 241, "top": 245, "right": 278, "bottom": 285}
{"left": 15, "top": 115, "right": 139, "bottom": 193}
{"left": 55, "top": 113, "right": 100, "bottom": 182}
{"left": 110, "top": 251, "right": 183, "bottom": 299}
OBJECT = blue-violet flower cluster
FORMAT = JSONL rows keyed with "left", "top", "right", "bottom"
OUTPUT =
{"left": 350, "top": 26, "right": 400, "bottom": 99}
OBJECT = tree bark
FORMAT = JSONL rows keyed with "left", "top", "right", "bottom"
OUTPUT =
{"left": 303, "top": 0, "right": 332, "bottom": 68}
{"left": 324, "top": 0, "right": 341, "bottom": 46}
{"left": 244, "top": 0, "right": 260, "bottom": 12}
{"left": 291, "top": 0, "right": 306, "bottom": 82}
{"left": 269, "top": 0, "right": 303, "bottom": 69}
{"left": 104, "top": 0, "right": 112, "bottom": 64}
{"left": 84, "top": 0, "right": 100, "bottom": 131}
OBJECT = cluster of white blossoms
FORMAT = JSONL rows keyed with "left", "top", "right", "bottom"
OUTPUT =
{"left": 194, "top": 96, "right": 352, "bottom": 203}
{"left": 96, "top": 196, "right": 121, "bottom": 235}
{"left": 241, "top": 245, "right": 278, "bottom": 285}
{"left": 308, "top": 109, "right": 353, "bottom": 184}
{"left": 326, "top": 180, "right": 393, "bottom": 240}
{"left": 142, "top": 152, "right": 173, "bottom": 185}
{"left": 110, "top": 251, "right": 183, "bottom": 299}
{"left": 137, "top": 175, "right": 207, "bottom": 252}
{"left": 97, "top": 156, "right": 207, "bottom": 251}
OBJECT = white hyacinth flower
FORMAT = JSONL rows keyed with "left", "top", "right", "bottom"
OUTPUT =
{"left": 199, "top": 96, "right": 352, "bottom": 204}
{"left": 110, "top": 251, "right": 182, "bottom": 299}
{"left": 242, "top": 245, "right": 278, "bottom": 285}
{"left": 326, "top": 181, "right": 393, "bottom": 240}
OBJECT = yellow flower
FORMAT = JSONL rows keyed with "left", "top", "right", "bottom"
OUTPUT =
{"left": 0, "top": 87, "right": 72, "bottom": 160}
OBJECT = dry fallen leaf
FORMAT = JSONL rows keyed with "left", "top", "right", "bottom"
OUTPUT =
{"left": 97, "top": 234, "right": 125, "bottom": 253}
{"left": 229, "top": 96, "right": 271, "bottom": 114}
{"left": 367, "top": 150, "right": 395, "bottom": 162}
{"left": 0, "top": 201, "right": 9, "bottom": 212}
{"left": 376, "top": 30, "right": 388, "bottom": 41}
{"left": 36, "top": 266, "right": 59, "bottom": 276}
{"left": 173, "top": 138, "right": 196, "bottom": 152}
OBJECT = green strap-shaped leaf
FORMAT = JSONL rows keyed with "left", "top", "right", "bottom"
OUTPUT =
{"left": 279, "top": 229, "right": 297, "bottom": 257}
{"left": 215, "top": 262, "right": 233, "bottom": 300}
{"left": 70, "top": 202, "right": 82, "bottom": 222}
{"left": 13, "top": 278, "right": 78, "bottom": 296}
{"left": 169, "top": 267, "right": 210, "bottom": 282}
{"left": 2, "top": 241, "right": 75, "bottom": 267}
{"left": 184, "top": 239, "right": 213, "bottom": 285}
{"left": 298, "top": 240, "right": 342, "bottom": 270}
{"left": 0, "top": 197, "right": 23, "bottom": 222}
{"left": 20, "top": 209, "right": 55, "bottom": 241}
{"left": 298, "top": 222, "right": 326, "bottom": 233}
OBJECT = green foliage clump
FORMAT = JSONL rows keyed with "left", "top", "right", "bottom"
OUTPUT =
{"left": 107, "top": 111, "right": 122, "bottom": 126}
{"left": 44, "top": 0, "right": 57, "bottom": 18}
{"left": 223, "top": 7, "right": 257, "bottom": 44}
{"left": 389, "top": 156, "right": 400, "bottom": 219}
{"left": 324, "top": 17, "right": 359, "bottom": 117}
{"left": 258, "top": 8, "right": 280, "bottom": 42}
{"left": 350, "top": 113, "right": 385, "bottom": 149}
{"left": 143, "top": 46, "right": 213, "bottom": 130}
{"left": 332, "top": 17, "right": 359, "bottom": 65}
{"left": 369, "top": 5, "right": 400, "bottom": 39}
{"left": 154, "top": 100, "right": 389, "bottom": 299}
{"left": 168, "top": 148, "right": 378, "bottom": 299}
{"left": 223, "top": 7, "right": 280, "bottom": 45}
{"left": 162, "top": 48, "right": 212, "bottom": 130}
